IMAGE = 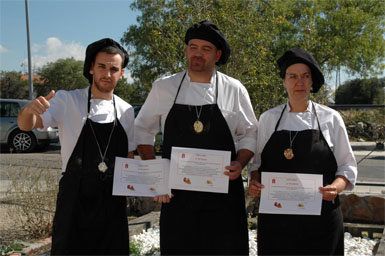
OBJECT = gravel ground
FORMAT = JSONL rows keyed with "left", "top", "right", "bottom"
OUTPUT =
{"left": 131, "top": 226, "right": 380, "bottom": 256}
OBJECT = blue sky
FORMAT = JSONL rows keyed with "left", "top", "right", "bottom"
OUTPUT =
{"left": 0, "top": 0, "right": 138, "bottom": 80}
{"left": 0, "top": 0, "right": 371, "bottom": 88}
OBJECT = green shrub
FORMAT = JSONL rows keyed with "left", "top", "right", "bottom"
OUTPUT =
{"left": 338, "top": 109, "right": 385, "bottom": 141}
{"left": 129, "top": 241, "right": 142, "bottom": 255}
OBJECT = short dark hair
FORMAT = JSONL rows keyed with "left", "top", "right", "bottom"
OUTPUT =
{"left": 95, "top": 46, "right": 126, "bottom": 68}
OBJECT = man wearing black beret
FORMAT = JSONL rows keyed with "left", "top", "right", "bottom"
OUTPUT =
{"left": 18, "top": 38, "right": 135, "bottom": 255}
{"left": 135, "top": 21, "right": 258, "bottom": 254}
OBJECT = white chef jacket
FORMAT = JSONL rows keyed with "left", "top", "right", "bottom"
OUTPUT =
{"left": 135, "top": 70, "right": 258, "bottom": 154}
{"left": 248, "top": 101, "right": 357, "bottom": 190}
{"left": 40, "top": 87, "right": 136, "bottom": 172}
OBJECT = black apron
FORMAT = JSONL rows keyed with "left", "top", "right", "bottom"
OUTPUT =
{"left": 257, "top": 103, "right": 344, "bottom": 255}
{"left": 160, "top": 72, "right": 249, "bottom": 255}
{"left": 51, "top": 88, "right": 130, "bottom": 255}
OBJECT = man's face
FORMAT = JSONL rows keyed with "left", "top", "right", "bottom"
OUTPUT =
{"left": 185, "top": 39, "right": 222, "bottom": 73}
{"left": 89, "top": 51, "right": 125, "bottom": 93}
{"left": 283, "top": 63, "right": 313, "bottom": 104}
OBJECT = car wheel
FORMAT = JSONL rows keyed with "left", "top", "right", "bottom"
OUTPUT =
{"left": 9, "top": 129, "right": 37, "bottom": 153}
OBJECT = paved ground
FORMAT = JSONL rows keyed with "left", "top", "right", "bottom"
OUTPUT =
{"left": 0, "top": 141, "right": 383, "bottom": 255}
{"left": 347, "top": 142, "right": 385, "bottom": 196}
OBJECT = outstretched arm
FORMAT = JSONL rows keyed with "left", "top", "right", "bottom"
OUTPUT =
{"left": 18, "top": 90, "right": 55, "bottom": 131}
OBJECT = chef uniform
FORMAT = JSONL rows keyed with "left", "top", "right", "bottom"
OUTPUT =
{"left": 249, "top": 48, "right": 357, "bottom": 255}
{"left": 43, "top": 39, "right": 135, "bottom": 255}
{"left": 135, "top": 21, "right": 258, "bottom": 255}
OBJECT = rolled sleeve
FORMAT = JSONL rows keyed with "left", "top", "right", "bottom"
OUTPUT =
{"left": 247, "top": 111, "right": 274, "bottom": 176}
{"left": 332, "top": 114, "right": 358, "bottom": 190}
{"left": 234, "top": 89, "right": 258, "bottom": 153}
{"left": 134, "top": 84, "right": 162, "bottom": 146}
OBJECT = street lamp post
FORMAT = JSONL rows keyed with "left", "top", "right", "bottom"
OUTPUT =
{"left": 25, "top": 0, "right": 33, "bottom": 100}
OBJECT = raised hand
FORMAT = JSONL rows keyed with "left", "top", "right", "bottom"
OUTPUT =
{"left": 25, "top": 90, "right": 55, "bottom": 115}
{"left": 18, "top": 90, "right": 55, "bottom": 131}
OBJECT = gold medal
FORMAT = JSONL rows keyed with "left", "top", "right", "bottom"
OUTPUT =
{"left": 284, "top": 130, "right": 299, "bottom": 160}
{"left": 284, "top": 148, "right": 294, "bottom": 160}
{"left": 193, "top": 120, "right": 204, "bottom": 133}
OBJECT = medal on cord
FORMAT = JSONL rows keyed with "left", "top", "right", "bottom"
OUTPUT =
{"left": 88, "top": 98, "right": 117, "bottom": 173}
{"left": 193, "top": 105, "right": 204, "bottom": 133}
{"left": 284, "top": 130, "right": 299, "bottom": 160}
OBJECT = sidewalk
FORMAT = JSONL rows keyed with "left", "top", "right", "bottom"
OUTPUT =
{"left": 350, "top": 141, "right": 385, "bottom": 156}
{"left": 345, "top": 184, "right": 385, "bottom": 197}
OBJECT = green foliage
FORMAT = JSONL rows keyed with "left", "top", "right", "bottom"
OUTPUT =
{"left": 129, "top": 240, "right": 142, "bottom": 255}
{"left": 0, "top": 242, "right": 25, "bottom": 255}
{"left": 114, "top": 78, "right": 147, "bottom": 104}
{"left": 122, "top": 0, "right": 385, "bottom": 115}
{"left": 339, "top": 108, "right": 385, "bottom": 141}
{"left": 36, "top": 57, "right": 89, "bottom": 96}
{"left": 275, "top": 0, "right": 385, "bottom": 76}
{"left": 0, "top": 71, "right": 29, "bottom": 99}
{"left": 335, "top": 78, "right": 385, "bottom": 104}
{"left": 33, "top": 57, "right": 146, "bottom": 104}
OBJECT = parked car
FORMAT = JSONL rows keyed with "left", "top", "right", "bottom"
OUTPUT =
{"left": 0, "top": 98, "right": 59, "bottom": 152}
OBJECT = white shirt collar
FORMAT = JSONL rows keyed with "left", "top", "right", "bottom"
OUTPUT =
{"left": 186, "top": 69, "right": 217, "bottom": 86}
{"left": 285, "top": 100, "right": 314, "bottom": 113}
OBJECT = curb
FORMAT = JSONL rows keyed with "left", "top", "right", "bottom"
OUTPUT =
{"left": 350, "top": 141, "right": 385, "bottom": 151}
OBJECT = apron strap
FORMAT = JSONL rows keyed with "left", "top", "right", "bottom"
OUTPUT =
{"left": 274, "top": 101, "right": 321, "bottom": 132}
{"left": 311, "top": 101, "right": 322, "bottom": 131}
{"left": 274, "top": 104, "right": 287, "bottom": 131}
{"left": 173, "top": 72, "right": 187, "bottom": 104}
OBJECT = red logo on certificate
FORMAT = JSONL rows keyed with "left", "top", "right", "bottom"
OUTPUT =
{"left": 182, "top": 153, "right": 185, "bottom": 158}
{"left": 272, "top": 178, "right": 276, "bottom": 184}
{"left": 125, "top": 164, "right": 128, "bottom": 168}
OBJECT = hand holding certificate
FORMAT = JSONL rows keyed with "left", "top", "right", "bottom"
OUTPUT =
{"left": 169, "top": 147, "right": 231, "bottom": 193}
{"left": 259, "top": 172, "right": 323, "bottom": 215}
{"left": 112, "top": 157, "right": 171, "bottom": 197}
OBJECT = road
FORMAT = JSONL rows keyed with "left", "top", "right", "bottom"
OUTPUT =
{"left": 1, "top": 143, "right": 384, "bottom": 183}
{"left": 354, "top": 149, "right": 385, "bottom": 183}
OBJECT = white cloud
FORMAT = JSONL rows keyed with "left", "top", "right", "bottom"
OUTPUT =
{"left": 0, "top": 44, "right": 8, "bottom": 53}
{"left": 22, "top": 37, "right": 86, "bottom": 70}
{"left": 31, "top": 43, "right": 42, "bottom": 53}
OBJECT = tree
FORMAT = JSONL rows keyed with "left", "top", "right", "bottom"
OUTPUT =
{"left": 335, "top": 77, "right": 385, "bottom": 104}
{"left": 122, "top": 0, "right": 385, "bottom": 115}
{"left": 35, "top": 57, "right": 144, "bottom": 104}
{"left": 36, "top": 58, "right": 89, "bottom": 96}
{"left": 0, "top": 71, "right": 29, "bottom": 99}
{"left": 114, "top": 78, "right": 147, "bottom": 104}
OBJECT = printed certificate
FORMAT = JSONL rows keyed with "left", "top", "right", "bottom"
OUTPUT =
{"left": 112, "top": 157, "right": 171, "bottom": 197}
{"left": 259, "top": 172, "right": 323, "bottom": 215}
{"left": 169, "top": 147, "right": 231, "bottom": 193}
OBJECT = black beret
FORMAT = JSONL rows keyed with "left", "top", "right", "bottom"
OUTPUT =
{"left": 277, "top": 48, "right": 324, "bottom": 93}
{"left": 185, "top": 20, "right": 230, "bottom": 66}
{"left": 83, "top": 38, "right": 129, "bottom": 84}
